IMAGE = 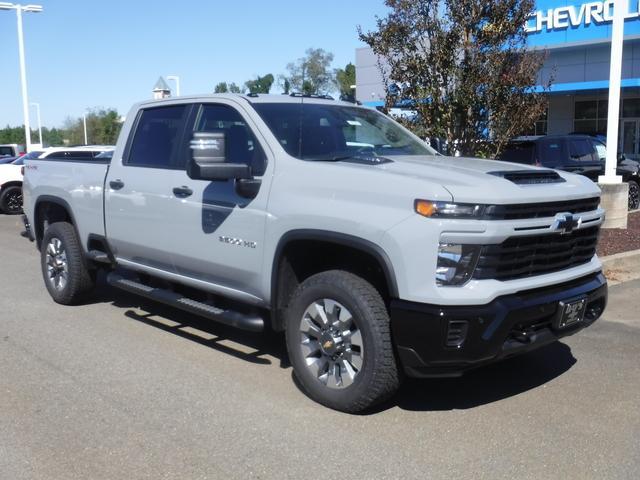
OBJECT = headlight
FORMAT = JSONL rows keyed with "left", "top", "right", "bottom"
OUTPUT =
{"left": 436, "top": 243, "right": 481, "bottom": 286}
{"left": 415, "top": 199, "right": 485, "bottom": 219}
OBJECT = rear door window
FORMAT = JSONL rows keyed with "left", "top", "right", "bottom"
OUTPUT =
{"left": 538, "top": 139, "right": 566, "bottom": 167}
{"left": 568, "top": 139, "right": 597, "bottom": 163}
{"left": 591, "top": 140, "right": 607, "bottom": 161}
{"left": 126, "top": 105, "right": 188, "bottom": 169}
{"left": 497, "top": 143, "right": 535, "bottom": 164}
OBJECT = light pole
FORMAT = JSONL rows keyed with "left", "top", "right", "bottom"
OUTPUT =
{"left": 167, "top": 75, "right": 180, "bottom": 96}
{"left": 0, "top": 3, "right": 43, "bottom": 152}
{"left": 82, "top": 112, "right": 88, "bottom": 145}
{"left": 30, "top": 102, "right": 42, "bottom": 146}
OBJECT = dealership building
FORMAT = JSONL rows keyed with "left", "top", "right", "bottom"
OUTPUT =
{"left": 356, "top": 0, "right": 640, "bottom": 159}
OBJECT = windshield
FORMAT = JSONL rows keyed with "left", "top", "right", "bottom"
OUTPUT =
{"left": 252, "top": 103, "right": 435, "bottom": 160}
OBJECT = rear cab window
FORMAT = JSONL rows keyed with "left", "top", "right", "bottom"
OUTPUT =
{"left": 125, "top": 105, "right": 189, "bottom": 169}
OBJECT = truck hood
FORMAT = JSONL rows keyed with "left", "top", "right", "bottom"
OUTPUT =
{"left": 373, "top": 154, "right": 601, "bottom": 204}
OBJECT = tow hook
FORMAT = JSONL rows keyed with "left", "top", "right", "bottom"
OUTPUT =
{"left": 512, "top": 328, "right": 536, "bottom": 344}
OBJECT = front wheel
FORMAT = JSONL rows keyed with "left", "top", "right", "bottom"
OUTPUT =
{"left": 628, "top": 180, "right": 639, "bottom": 211}
{"left": 0, "top": 185, "right": 23, "bottom": 215}
{"left": 285, "top": 270, "right": 400, "bottom": 413}
{"left": 41, "top": 222, "right": 95, "bottom": 305}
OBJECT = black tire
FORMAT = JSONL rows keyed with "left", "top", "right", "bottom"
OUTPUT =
{"left": 41, "top": 222, "right": 95, "bottom": 305}
{"left": 0, "top": 185, "right": 23, "bottom": 215}
{"left": 285, "top": 270, "right": 400, "bottom": 413}
{"left": 628, "top": 180, "right": 640, "bottom": 211}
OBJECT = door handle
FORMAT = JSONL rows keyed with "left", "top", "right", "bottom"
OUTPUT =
{"left": 173, "top": 186, "right": 193, "bottom": 198}
{"left": 109, "top": 179, "right": 125, "bottom": 190}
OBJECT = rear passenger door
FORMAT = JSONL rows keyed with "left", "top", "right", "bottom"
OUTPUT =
{"left": 105, "top": 103, "right": 191, "bottom": 273}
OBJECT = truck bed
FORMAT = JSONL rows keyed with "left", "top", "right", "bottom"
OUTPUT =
{"left": 23, "top": 158, "right": 109, "bottom": 247}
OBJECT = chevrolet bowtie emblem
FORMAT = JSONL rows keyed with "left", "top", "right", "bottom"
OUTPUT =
{"left": 552, "top": 212, "right": 582, "bottom": 235}
{"left": 323, "top": 340, "right": 334, "bottom": 349}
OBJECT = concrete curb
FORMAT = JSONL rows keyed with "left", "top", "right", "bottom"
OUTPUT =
{"left": 600, "top": 249, "right": 640, "bottom": 285}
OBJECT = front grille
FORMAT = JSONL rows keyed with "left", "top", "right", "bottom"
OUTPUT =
{"left": 473, "top": 226, "right": 600, "bottom": 281}
{"left": 482, "top": 197, "right": 600, "bottom": 220}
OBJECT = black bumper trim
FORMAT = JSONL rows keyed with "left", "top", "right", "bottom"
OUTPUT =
{"left": 391, "top": 272, "right": 607, "bottom": 378}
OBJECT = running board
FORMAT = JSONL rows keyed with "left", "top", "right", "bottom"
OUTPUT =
{"left": 87, "top": 249, "right": 111, "bottom": 264}
{"left": 106, "top": 272, "right": 264, "bottom": 332}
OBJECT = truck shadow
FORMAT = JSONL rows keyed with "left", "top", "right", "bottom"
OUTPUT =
{"left": 376, "top": 341, "right": 576, "bottom": 413}
{"left": 92, "top": 281, "right": 576, "bottom": 414}
{"left": 93, "top": 282, "right": 289, "bottom": 369}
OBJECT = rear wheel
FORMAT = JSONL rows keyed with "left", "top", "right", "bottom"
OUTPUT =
{"left": 285, "top": 270, "right": 400, "bottom": 413}
{"left": 0, "top": 186, "right": 23, "bottom": 215}
{"left": 628, "top": 180, "right": 639, "bottom": 211}
{"left": 41, "top": 222, "right": 95, "bottom": 305}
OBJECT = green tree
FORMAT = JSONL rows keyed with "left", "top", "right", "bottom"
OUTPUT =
{"left": 228, "top": 82, "right": 242, "bottom": 93}
{"left": 359, "top": 0, "right": 549, "bottom": 157}
{"left": 335, "top": 62, "right": 356, "bottom": 100}
{"left": 62, "top": 108, "right": 122, "bottom": 145}
{"left": 245, "top": 73, "right": 275, "bottom": 94}
{"left": 286, "top": 48, "right": 335, "bottom": 95}
{"left": 214, "top": 82, "right": 229, "bottom": 93}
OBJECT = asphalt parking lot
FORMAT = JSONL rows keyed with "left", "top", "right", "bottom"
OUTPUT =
{"left": 1, "top": 214, "right": 639, "bottom": 480}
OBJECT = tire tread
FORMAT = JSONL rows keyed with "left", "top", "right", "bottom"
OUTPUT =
{"left": 286, "top": 270, "right": 400, "bottom": 413}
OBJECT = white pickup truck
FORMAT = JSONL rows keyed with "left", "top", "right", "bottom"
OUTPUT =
{"left": 21, "top": 94, "right": 607, "bottom": 412}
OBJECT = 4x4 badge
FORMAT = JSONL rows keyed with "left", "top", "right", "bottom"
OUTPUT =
{"left": 552, "top": 212, "right": 582, "bottom": 235}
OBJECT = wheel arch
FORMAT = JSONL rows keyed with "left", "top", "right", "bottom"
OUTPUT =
{"left": 270, "top": 229, "right": 399, "bottom": 331}
{"left": 0, "top": 180, "right": 23, "bottom": 190}
{"left": 33, "top": 195, "right": 82, "bottom": 251}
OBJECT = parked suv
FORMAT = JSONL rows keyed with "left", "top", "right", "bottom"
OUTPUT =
{"left": 22, "top": 95, "right": 607, "bottom": 412}
{"left": 497, "top": 135, "right": 640, "bottom": 210}
{"left": 0, "top": 144, "right": 25, "bottom": 158}
{"left": 0, "top": 147, "right": 114, "bottom": 215}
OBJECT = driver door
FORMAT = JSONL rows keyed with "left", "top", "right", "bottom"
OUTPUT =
{"left": 168, "top": 101, "right": 273, "bottom": 303}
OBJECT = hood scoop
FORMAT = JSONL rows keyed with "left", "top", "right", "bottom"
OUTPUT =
{"left": 488, "top": 170, "right": 565, "bottom": 185}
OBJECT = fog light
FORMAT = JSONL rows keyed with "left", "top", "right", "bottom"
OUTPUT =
{"left": 436, "top": 243, "right": 481, "bottom": 286}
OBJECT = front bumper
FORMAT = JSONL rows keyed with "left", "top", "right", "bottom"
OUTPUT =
{"left": 391, "top": 272, "right": 607, "bottom": 378}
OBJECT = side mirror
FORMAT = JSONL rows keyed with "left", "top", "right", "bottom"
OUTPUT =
{"left": 187, "top": 132, "right": 251, "bottom": 181}
{"left": 618, "top": 152, "right": 626, "bottom": 162}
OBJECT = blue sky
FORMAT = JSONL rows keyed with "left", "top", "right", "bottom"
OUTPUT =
{"left": 0, "top": 0, "right": 389, "bottom": 128}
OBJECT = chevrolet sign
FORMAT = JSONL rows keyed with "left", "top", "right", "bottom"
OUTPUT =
{"left": 525, "top": 0, "right": 640, "bottom": 34}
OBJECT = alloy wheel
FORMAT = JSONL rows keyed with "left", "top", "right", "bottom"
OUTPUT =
{"left": 299, "top": 299, "right": 364, "bottom": 389}
{"left": 45, "top": 237, "right": 68, "bottom": 291}
{"left": 6, "top": 190, "right": 22, "bottom": 213}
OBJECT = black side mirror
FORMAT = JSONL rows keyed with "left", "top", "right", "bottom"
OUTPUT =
{"left": 187, "top": 132, "right": 251, "bottom": 181}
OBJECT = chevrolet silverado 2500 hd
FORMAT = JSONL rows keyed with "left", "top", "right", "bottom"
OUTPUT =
{"left": 21, "top": 94, "right": 607, "bottom": 412}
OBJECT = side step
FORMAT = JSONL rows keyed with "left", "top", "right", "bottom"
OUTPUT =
{"left": 106, "top": 272, "right": 264, "bottom": 332}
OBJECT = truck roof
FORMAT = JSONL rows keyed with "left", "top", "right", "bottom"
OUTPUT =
{"left": 134, "top": 93, "right": 361, "bottom": 109}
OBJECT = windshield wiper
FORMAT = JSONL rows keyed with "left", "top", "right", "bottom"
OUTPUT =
{"left": 307, "top": 154, "right": 393, "bottom": 165}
